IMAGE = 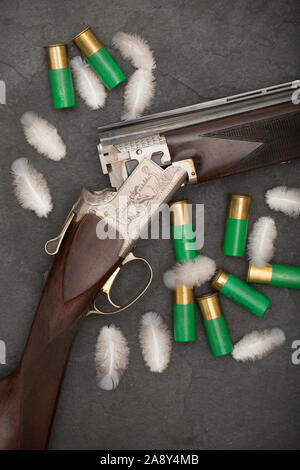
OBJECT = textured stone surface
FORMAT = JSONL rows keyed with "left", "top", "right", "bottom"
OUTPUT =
{"left": 0, "top": 0, "right": 300, "bottom": 450}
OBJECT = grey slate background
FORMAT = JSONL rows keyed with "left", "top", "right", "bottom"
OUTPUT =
{"left": 0, "top": 0, "right": 300, "bottom": 450}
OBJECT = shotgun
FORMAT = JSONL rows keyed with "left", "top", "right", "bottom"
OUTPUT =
{"left": 0, "top": 81, "right": 300, "bottom": 449}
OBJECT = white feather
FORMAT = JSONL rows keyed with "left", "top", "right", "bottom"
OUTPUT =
{"left": 70, "top": 56, "right": 107, "bottom": 110}
{"left": 265, "top": 185, "right": 300, "bottom": 218}
{"left": 139, "top": 312, "right": 171, "bottom": 373}
{"left": 21, "top": 112, "right": 66, "bottom": 161}
{"left": 112, "top": 32, "right": 156, "bottom": 71}
{"left": 11, "top": 158, "right": 53, "bottom": 218}
{"left": 232, "top": 328, "right": 285, "bottom": 362}
{"left": 163, "top": 269, "right": 178, "bottom": 290}
{"left": 122, "top": 69, "right": 155, "bottom": 120}
{"left": 247, "top": 216, "right": 277, "bottom": 268}
{"left": 163, "top": 256, "right": 216, "bottom": 289}
{"left": 95, "top": 325, "right": 129, "bottom": 391}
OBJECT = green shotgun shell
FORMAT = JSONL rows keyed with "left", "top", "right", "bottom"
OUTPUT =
{"left": 212, "top": 269, "right": 270, "bottom": 317}
{"left": 170, "top": 200, "right": 197, "bottom": 341}
{"left": 45, "top": 44, "right": 75, "bottom": 109}
{"left": 173, "top": 285, "right": 196, "bottom": 342}
{"left": 170, "top": 200, "right": 198, "bottom": 262}
{"left": 247, "top": 263, "right": 300, "bottom": 289}
{"left": 197, "top": 292, "right": 233, "bottom": 356}
{"left": 72, "top": 26, "right": 126, "bottom": 90}
{"left": 223, "top": 194, "right": 251, "bottom": 257}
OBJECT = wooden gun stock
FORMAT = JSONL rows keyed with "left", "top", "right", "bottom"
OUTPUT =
{"left": 0, "top": 214, "right": 124, "bottom": 449}
{"left": 165, "top": 102, "right": 300, "bottom": 180}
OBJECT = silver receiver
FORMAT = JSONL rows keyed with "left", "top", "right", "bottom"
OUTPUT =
{"left": 99, "top": 135, "right": 172, "bottom": 190}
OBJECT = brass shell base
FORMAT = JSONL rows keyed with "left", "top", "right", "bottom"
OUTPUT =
{"left": 247, "top": 263, "right": 272, "bottom": 283}
{"left": 211, "top": 269, "right": 230, "bottom": 291}
{"left": 227, "top": 194, "right": 251, "bottom": 220}
{"left": 197, "top": 292, "right": 222, "bottom": 320}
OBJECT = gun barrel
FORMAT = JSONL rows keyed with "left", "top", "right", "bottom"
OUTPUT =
{"left": 98, "top": 80, "right": 300, "bottom": 147}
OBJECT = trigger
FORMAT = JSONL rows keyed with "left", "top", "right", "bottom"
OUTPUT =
{"left": 101, "top": 267, "right": 121, "bottom": 308}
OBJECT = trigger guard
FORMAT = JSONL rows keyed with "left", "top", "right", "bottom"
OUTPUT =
{"left": 87, "top": 253, "right": 153, "bottom": 315}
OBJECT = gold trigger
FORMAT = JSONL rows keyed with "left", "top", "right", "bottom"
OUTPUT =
{"left": 87, "top": 252, "right": 153, "bottom": 315}
{"left": 101, "top": 268, "right": 121, "bottom": 309}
